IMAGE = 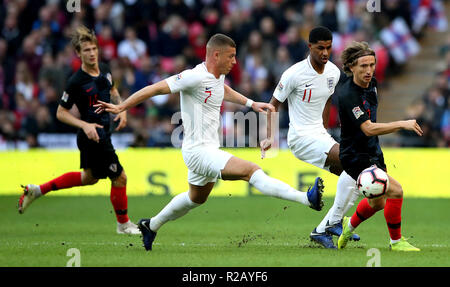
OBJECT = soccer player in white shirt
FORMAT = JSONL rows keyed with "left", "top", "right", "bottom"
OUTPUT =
{"left": 261, "top": 27, "right": 360, "bottom": 249}
{"left": 95, "top": 34, "right": 325, "bottom": 251}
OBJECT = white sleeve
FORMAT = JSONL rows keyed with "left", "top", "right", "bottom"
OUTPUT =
{"left": 166, "top": 69, "right": 202, "bottom": 94}
{"left": 273, "top": 69, "right": 295, "bottom": 103}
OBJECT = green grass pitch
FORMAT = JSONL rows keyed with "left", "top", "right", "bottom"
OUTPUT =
{"left": 1, "top": 195, "right": 449, "bottom": 267}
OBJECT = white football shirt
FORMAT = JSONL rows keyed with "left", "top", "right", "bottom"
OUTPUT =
{"left": 273, "top": 56, "right": 341, "bottom": 134}
{"left": 166, "top": 62, "right": 225, "bottom": 150}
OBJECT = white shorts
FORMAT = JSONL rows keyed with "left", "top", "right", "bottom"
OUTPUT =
{"left": 182, "top": 147, "right": 234, "bottom": 186}
{"left": 287, "top": 127, "right": 337, "bottom": 171}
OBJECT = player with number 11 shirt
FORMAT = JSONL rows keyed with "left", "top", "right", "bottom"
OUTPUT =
{"left": 261, "top": 27, "right": 360, "bottom": 249}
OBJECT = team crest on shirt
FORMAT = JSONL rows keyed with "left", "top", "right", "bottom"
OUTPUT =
{"left": 352, "top": 106, "right": 364, "bottom": 119}
{"left": 106, "top": 73, "right": 113, "bottom": 85}
{"left": 277, "top": 82, "right": 284, "bottom": 91}
{"left": 61, "top": 91, "right": 69, "bottom": 102}
{"left": 109, "top": 163, "right": 117, "bottom": 173}
{"left": 175, "top": 74, "right": 182, "bottom": 81}
{"left": 327, "top": 77, "right": 334, "bottom": 91}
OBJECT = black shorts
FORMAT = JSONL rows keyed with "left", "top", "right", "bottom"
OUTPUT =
{"left": 77, "top": 134, "right": 123, "bottom": 180}
{"left": 342, "top": 154, "right": 387, "bottom": 181}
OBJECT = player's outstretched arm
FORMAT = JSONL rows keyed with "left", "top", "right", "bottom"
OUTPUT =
{"left": 360, "top": 119, "right": 423, "bottom": 137}
{"left": 95, "top": 80, "right": 172, "bottom": 114}
{"left": 223, "top": 84, "right": 275, "bottom": 113}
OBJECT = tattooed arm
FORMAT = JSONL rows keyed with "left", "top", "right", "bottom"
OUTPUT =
{"left": 110, "top": 87, "right": 127, "bottom": 131}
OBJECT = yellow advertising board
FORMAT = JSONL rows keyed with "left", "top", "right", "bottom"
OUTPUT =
{"left": 1, "top": 148, "right": 449, "bottom": 198}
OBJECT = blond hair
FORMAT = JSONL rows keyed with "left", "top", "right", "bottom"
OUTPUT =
{"left": 71, "top": 25, "right": 98, "bottom": 52}
{"left": 341, "top": 41, "right": 376, "bottom": 76}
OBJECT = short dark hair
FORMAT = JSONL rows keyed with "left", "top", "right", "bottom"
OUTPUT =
{"left": 207, "top": 33, "right": 236, "bottom": 50}
{"left": 309, "top": 26, "right": 333, "bottom": 44}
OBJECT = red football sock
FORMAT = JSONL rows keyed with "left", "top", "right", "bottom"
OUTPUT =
{"left": 384, "top": 198, "right": 403, "bottom": 241}
{"left": 350, "top": 198, "right": 378, "bottom": 229}
{"left": 40, "top": 172, "right": 83, "bottom": 195}
{"left": 110, "top": 186, "right": 129, "bottom": 224}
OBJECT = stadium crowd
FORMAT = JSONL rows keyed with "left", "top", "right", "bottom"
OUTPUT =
{"left": 0, "top": 0, "right": 448, "bottom": 149}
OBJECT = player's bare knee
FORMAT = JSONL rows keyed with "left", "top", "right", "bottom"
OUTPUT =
{"left": 84, "top": 178, "right": 98, "bottom": 185}
{"left": 193, "top": 196, "right": 208, "bottom": 204}
{"left": 112, "top": 172, "right": 127, "bottom": 187}
{"left": 246, "top": 164, "right": 261, "bottom": 181}
{"left": 81, "top": 171, "right": 98, "bottom": 185}
{"left": 189, "top": 193, "right": 208, "bottom": 204}
{"left": 388, "top": 183, "right": 403, "bottom": 199}
{"left": 368, "top": 196, "right": 385, "bottom": 211}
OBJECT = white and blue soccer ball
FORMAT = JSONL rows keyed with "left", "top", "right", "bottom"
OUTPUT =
{"left": 357, "top": 166, "right": 389, "bottom": 198}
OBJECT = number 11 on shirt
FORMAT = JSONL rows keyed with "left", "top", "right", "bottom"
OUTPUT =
{"left": 302, "top": 89, "right": 312, "bottom": 103}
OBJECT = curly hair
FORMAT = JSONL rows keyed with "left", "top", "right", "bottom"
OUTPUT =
{"left": 341, "top": 41, "right": 376, "bottom": 76}
{"left": 71, "top": 25, "right": 98, "bottom": 52}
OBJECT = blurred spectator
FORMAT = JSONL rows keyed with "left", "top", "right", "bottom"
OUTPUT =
{"left": 239, "top": 30, "right": 272, "bottom": 82}
{"left": 320, "top": 0, "right": 339, "bottom": 32}
{"left": 1, "top": 10, "right": 21, "bottom": 57}
{"left": 285, "top": 25, "right": 309, "bottom": 63}
{"left": 271, "top": 46, "right": 293, "bottom": 81}
{"left": 15, "top": 61, "right": 37, "bottom": 102}
{"left": 97, "top": 25, "right": 117, "bottom": 62}
{"left": 118, "top": 26, "right": 146, "bottom": 66}
{"left": 157, "top": 15, "right": 189, "bottom": 59}
{"left": 441, "top": 101, "right": 450, "bottom": 146}
{"left": 0, "top": 0, "right": 448, "bottom": 149}
{"left": 0, "top": 38, "right": 15, "bottom": 108}
{"left": 18, "top": 36, "right": 42, "bottom": 80}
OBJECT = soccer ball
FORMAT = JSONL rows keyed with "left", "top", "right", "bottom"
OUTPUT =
{"left": 357, "top": 166, "right": 389, "bottom": 198}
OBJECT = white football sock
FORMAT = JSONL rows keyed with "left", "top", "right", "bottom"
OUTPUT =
{"left": 348, "top": 218, "right": 356, "bottom": 232}
{"left": 390, "top": 238, "right": 401, "bottom": 244}
{"left": 316, "top": 170, "right": 358, "bottom": 233}
{"left": 30, "top": 184, "right": 42, "bottom": 198}
{"left": 150, "top": 191, "right": 200, "bottom": 232}
{"left": 248, "top": 169, "right": 309, "bottom": 206}
{"left": 341, "top": 187, "right": 360, "bottom": 216}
